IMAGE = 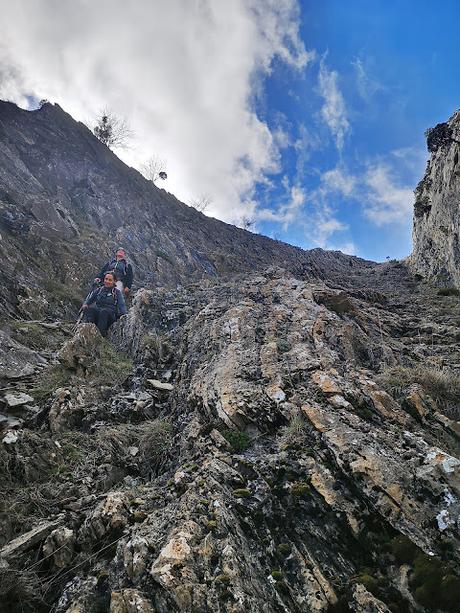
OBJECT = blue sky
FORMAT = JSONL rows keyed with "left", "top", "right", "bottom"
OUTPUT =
{"left": 253, "top": 0, "right": 460, "bottom": 260}
{"left": 2, "top": 0, "right": 460, "bottom": 262}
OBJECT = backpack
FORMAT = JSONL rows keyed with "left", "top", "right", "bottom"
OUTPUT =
{"left": 110, "top": 259, "right": 128, "bottom": 281}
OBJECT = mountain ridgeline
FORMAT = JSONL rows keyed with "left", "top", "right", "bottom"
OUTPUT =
{"left": 0, "top": 100, "right": 459, "bottom": 613}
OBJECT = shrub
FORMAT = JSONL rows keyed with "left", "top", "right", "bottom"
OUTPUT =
{"left": 221, "top": 429, "right": 251, "bottom": 453}
{"left": 438, "top": 287, "right": 460, "bottom": 297}
{"left": 410, "top": 552, "right": 460, "bottom": 612}
{"left": 215, "top": 574, "right": 231, "bottom": 584}
{"left": 354, "top": 572, "right": 379, "bottom": 595}
{"left": 390, "top": 535, "right": 418, "bottom": 565}
{"left": 277, "top": 543, "right": 291, "bottom": 556}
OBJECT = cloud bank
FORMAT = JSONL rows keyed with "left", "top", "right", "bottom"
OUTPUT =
{"left": 0, "top": 0, "right": 312, "bottom": 224}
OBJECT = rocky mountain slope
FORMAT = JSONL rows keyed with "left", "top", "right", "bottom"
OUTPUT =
{"left": 0, "top": 102, "right": 459, "bottom": 613}
{"left": 411, "top": 111, "right": 460, "bottom": 287}
{"left": 0, "top": 100, "right": 363, "bottom": 319}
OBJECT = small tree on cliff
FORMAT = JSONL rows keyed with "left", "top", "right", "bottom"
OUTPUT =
{"left": 189, "top": 194, "right": 212, "bottom": 213}
{"left": 93, "top": 109, "right": 133, "bottom": 149}
{"left": 141, "top": 155, "right": 167, "bottom": 184}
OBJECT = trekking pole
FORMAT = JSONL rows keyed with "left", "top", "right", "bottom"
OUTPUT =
{"left": 74, "top": 279, "right": 101, "bottom": 329}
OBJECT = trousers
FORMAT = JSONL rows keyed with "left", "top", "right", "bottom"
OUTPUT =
{"left": 84, "top": 306, "right": 116, "bottom": 336}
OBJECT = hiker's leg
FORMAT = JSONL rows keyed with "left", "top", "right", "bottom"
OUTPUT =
{"left": 116, "top": 280, "right": 124, "bottom": 291}
{"left": 83, "top": 306, "right": 99, "bottom": 325}
{"left": 97, "top": 309, "right": 116, "bottom": 336}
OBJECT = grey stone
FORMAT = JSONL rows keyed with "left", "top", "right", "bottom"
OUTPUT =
{"left": 3, "top": 392, "right": 34, "bottom": 407}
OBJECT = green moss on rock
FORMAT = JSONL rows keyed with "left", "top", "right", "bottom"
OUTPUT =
{"left": 215, "top": 574, "right": 231, "bottom": 584}
{"left": 277, "top": 543, "right": 291, "bottom": 556}
{"left": 271, "top": 570, "right": 283, "bottom": 581}
{"left": 233, "top": 488, "right": 251, "bottom": 498}
{"left": 291, "top": 482, "right": 310, "bottom": 497}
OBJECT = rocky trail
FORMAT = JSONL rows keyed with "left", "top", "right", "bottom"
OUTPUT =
{"left": 1, "top": 261, "right": 459, "bottom": 613}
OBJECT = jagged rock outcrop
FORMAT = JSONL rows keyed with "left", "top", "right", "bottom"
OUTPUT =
{"left": 411, "top": 111, "right": 460, "bottom": 286}
{"left": 1, "top": 263, "right": 459, "bottom": 612}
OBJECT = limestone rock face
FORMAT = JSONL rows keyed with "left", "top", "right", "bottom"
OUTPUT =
{"left": 3, "top": 264, "right": 459, "bottom": 613}
{"left": 411, "top": 110, "right": 460, "bottom": 286}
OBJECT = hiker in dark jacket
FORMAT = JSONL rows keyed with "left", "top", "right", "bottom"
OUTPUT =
{"left": 82, "top": 272, "right": 127, "bottom": 336}
{"left": 96, "top": 247, "right": 133, "bottom": 296}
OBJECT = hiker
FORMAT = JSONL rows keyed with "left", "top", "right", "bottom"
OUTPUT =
{"left": 96, "top": 247, "right": 133, "bottom": 296}
{"left": 81, "top": 272, "right": 127, "bottom": 336}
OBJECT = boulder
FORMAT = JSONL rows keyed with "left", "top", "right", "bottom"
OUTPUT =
{"left": 0, "top": 519, "right": 61, "bottom": 559}
{"left": 58, "top": 324, "right": 101, "bottom": 371}
{"left": 43, "top": 527, "right": 75, "bottom": 568}
{"left": 110, "top": 590, "right": 155, "bottom": 613}
{"left": 146, "top": 379, "right": 174, "bottom": 392}
{"left": 3, "top": 392, "right": 34, "bottom": 408}
{"left": 0, "top": 330, "right": 44, "bottom": 380}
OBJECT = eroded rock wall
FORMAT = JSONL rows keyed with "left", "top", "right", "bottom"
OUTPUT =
{"left": 411, "top": 111, "right": 460, "bottom": 286}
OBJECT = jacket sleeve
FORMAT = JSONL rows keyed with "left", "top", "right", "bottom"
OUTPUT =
{"left": 125, "top": 264, "right": 133, "bottom": 289}
{"left": 84, "top": 289, "right": 98, "bottom": 306}
{"left": 98, "top": 261, "right": 109, "bottom": 280}
{"left": 117, "top": 290, "right": 128, "bottom": 316}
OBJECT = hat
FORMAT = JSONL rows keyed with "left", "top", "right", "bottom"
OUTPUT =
{"left": 116, "top": 247, "right": 126, "bottom": 255}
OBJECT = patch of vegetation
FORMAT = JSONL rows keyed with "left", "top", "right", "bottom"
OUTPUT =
{"left": 271, "top": 570, "right": 283, "bottom": 581}
{"left": 280, "top": 412, "right": 310, "bottom": 450}
{"left": 379, "top": 531, "right": 460, "bottom": 612}
{"left": 32, "top": 364, "right": 71, "bottom": 403}
{"left": 410, "top": 552, "right": 460, "bottom": 612}
{"left": 94, "top": 340, "right": 133, "bottom": 387}
{"left": 215, "top": 574, "right": 231, "bottom": 585}
{"left": 32, "top": 339, "right": 133, "bottom": 403}
{"left": 9, "top": 321, "right": 49, "bottom": 350}
{"left": 277, "top": 543, "right": 291, "bottom": 557}
{"left": 354, "top": 572, "right": 380, "bottom": 595}
{"left": 233, "top": 488, "right": 251, "bottom": 498}
{"left": 291, "top": 482, "right": 310, "bottom": 497}
{"left": 156, "top": 249, "right": 175, "bottom": 266}
{"left": 276, "top": 338, "right": 291, "bottom": 353}
{"left": 43, "top": 278, "right": 82, "bottom": 308}
{"left": 0, "top": 420, "right": 172, "bottom": 539}
{"left": 389, "top": 535, "right": 418, "bottom": 565}
{"left": 378, "top": 365, "right": 460, "bottom": 420}
{"left": 437, "top": 287, "right": 460, "bottom": 297}
{"left": 221, "top": 429, "right": 251, "bottom": 453}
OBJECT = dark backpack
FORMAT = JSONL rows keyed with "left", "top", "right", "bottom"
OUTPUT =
{"left": 110, "top": 259, "right": 128, "bottom": 280}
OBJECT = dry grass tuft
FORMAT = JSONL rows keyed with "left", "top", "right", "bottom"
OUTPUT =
{"left": 378, "top": 366, "right": 460, "bottom": 420}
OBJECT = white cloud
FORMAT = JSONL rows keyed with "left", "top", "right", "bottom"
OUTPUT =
{"left": 318, "top": 58, "right": 350, "bottom": 150}
{"left": 351, "top": 57, "right": 383, "bottom": 101}
{"left": 332, "top": 241, "right": 357, "bottom": 255}
{"left": 321, "top": 167, "right": 355, "bottom": 196}
{"left": 0, "top": 0, "right": 313, "bottom": 225}
{"left": 363, "top": 164, "right": 414, "bottom": 225}
{"left": 257, "top": 184, "right": 306, "bottom": 229}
